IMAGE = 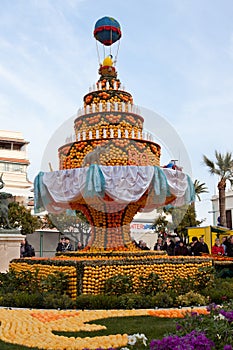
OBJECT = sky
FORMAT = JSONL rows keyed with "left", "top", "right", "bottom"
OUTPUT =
{"left": 1, "top": 0, "right": 233, "bottom": 226}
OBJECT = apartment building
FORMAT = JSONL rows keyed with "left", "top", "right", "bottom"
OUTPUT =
{"left": 0, "top": 130, "right": 32, "bottom": 204}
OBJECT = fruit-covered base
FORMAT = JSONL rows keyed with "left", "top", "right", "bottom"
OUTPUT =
{"left": 10, "top": 255, "right": 213, "bottom": 296}
{"left": 69, "top": 188, "right": 176, "bottom": 251}
{"left": 70, "top": 199, "right": 143, "bottom": 251}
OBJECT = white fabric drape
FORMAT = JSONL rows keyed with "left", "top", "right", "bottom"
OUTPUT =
{"left": 42, "top": 166, "right": 155, "bottom": 204}
{"left": 163, "top": 168, "right": 189, "bottom": 206}
{"left": 101, "top": 166, "right": 155, "bottom": 202}
{"left": 43, "top": 168, "right": 87, "bottom": 203}
{"left": 35, "top": 166, "right": 193, "bottom": 214}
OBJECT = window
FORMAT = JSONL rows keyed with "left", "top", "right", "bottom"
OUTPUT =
{"left": 226, "top": 210, "right": 232, "bottom": 229}
{"left": 0, "top": 162, "right": 10, "bottom": 171}
{"left": 11, "top": 164, "right": 26, "bottom": 172}
{"left": 0, "top": 162, "right": 26, "bottom": 173}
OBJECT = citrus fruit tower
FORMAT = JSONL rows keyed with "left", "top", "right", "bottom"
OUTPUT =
{"left": 57, "top": 52, "right": 176, "bottom": 251}
{"left": 10, "top": 17, "right": 213, "bottom": 297}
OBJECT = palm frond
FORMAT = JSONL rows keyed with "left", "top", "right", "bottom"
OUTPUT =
{"left": 204, "top": 151, "right": 233, "bottom": 180}
{"left": 193, "top": 179, "right": 208, "bottom": 201}
{"left": 203, "top": 155, "right": 216, "bottom": 175}
{"left": 215, "top": 151, "right": 233, "bottom": 176}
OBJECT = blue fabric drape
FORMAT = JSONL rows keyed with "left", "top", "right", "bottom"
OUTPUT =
{"left": 84, "top": 164, "right": 106, "bottom": 198}
{"left": 185, "top": 174, "right": 195, "bottom": 203}
{"left": 153, "top": 166, "right": 171, "bottom": 204}
{"left": 34, "top": 171, "right": 53, "bottom": 213}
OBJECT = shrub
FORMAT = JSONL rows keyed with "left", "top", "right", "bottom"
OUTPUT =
{"left": 103, "top": 274, "right": 133, "bottom": 296}
{"left": 176, "top": 291, "right": 207, "bottom": 307}
{"left": 40, "top": 271, "right": 69, "bottom": 296}
{"left": 215, "top": 267, "right": 233, "bottom": 278}
{"left": 169, "top": 276, "right": 196, "bottom": 295}
{"left": 0, "top": 270, "right": 70, "bottom": 296}
{"left": 152, "top": 292, "right": 173, "bottom": 308}
{"left": 76, "top": 294, "right": 97, "bottom": 309}
{"left": 201, "top": 278, "right": 233, "bottom": 304}
{"left": 76, "top": 294, "right": 121, "bottom": 309}
{"left": 42, "top": 293, "right": 75, "bottom": 309}
{"left": 123, "top": 294, "right": 152, "bottom": 309}
{"left": 76, "top": 294, "right": 153, "bottom": 310}
{"left": 195, "top": 266, "right": 215, "bottom": 291}
{"left": 0, "top": 270, "right": 40, "bottom": 293}
{"left": 0, "top": 291, "right": 75, "bottom": 309}
{"left": 138, "top": 273, "right": 166, "bottom": 296}
{"left": 0, "top": 291, "right": 43, "bottom": 308}
{"left": 0, "top": 270, "right": 73, "bottom": 309}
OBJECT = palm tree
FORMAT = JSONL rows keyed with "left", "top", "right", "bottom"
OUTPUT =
{"left": 203, "top": 151, "right": 233, "bottom": 227}
{"left": 193, "top": 179, "right": 208, "bottom": 202}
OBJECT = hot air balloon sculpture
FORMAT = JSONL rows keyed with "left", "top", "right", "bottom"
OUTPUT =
{"left": 94, "top": 16, "right": 121, "bottom": 46}
{"left": 94, "top": 16, "right": 122, "bottom": 68}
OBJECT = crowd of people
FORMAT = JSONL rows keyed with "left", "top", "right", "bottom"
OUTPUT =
{"left": 135, "top": 234, "right": 233, "bottom": 257}
{"left": 56, "top": 236, "right": 74, "bottom": 252}
{"left": 56, "top": 236, "right": 84, "bottom": 252}
{"left": 19, "top": 236, "right": 83, "bottom": 257}
{"left": 152, "top": 236, "right": 190, "bottom": 256}
{"left": 21, "top": 234, "right": 233, "bottom": 257}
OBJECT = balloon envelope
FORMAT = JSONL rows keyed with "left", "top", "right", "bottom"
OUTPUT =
{"left": 94, "top": 16, "right": 121, "bottom": 46}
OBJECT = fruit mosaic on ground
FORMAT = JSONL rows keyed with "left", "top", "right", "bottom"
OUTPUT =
{"left": 0, "top": 307, "right": 209, "bottom": 350}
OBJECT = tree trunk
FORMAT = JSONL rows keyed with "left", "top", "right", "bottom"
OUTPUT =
{"left": 218, "top": 179, "right": 227, "bottom": 227}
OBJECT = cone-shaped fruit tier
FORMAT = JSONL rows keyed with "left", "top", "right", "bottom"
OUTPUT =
{"left": 58, "top": 60, "right": 161, "bottom": 170}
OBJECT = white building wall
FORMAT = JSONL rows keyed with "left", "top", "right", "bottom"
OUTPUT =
{"left": 211, "top": 189, "right": 233, "bottom": 228}
{"left": 130, "top": 209, "right": 156, "bottom": 249}
{"left": 0, "top": 130, "right": 32, "bottom": 202}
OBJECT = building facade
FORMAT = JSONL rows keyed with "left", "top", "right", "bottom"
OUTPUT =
{"left": 211, "top": 189, "right": 233, "bottom": 229}
{"left": 0, "top": 130, "right": 32, "bottom": 204}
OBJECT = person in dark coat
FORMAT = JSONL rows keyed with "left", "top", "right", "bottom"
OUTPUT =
{"left": 56, "top": 236, "right": 66, "bottom": 252}
{"left": 174, "top": 239, "right": 189, "bottom": 256}
{"left": 20, "top": 238, "right": 35, "bottom": 258}
{"left": 226, "top": 236, "right": 233, "bottom": 257}
{"left": 221, "top": 236, "right": 228, "bottom": 254}
{"left": 199, "top": 236, "right": 210, "bottom": 254}
{"left": 64, "top": 237, "right": 74, "bottom": 251}
{"left": 190, "top": 236, "right": 202, "bottom": 256}
{"left": 154, "top": 237, "right": 164, "bottom": 251}
{"left": 140, "top": 241, "right": 150, "bottom": 250}
{"left": 163, "top": 237, "right": 175, "bottom": 256}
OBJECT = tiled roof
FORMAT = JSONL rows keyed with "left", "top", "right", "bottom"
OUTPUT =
{"left": 0, "top": 137, "right": 29, "bottom": 144}
{"left": 0, "top": 157, "right": 30, "bottom": 164}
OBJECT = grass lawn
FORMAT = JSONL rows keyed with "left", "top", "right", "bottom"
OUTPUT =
{"left": 0, "top": 316, "right": 176, "bottom": 349}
